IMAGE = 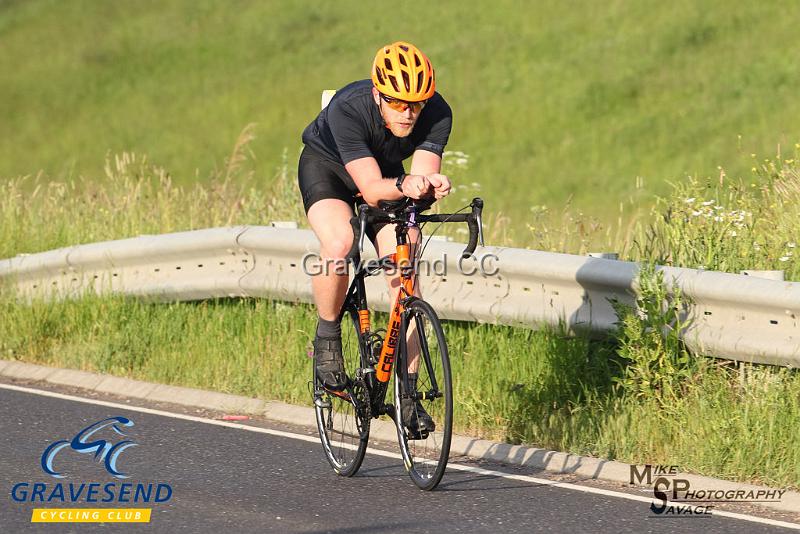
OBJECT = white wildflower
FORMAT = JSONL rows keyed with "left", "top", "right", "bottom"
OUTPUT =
{"left": 788, "top": 242, "right": 796, "bottom": 248}
{"left": 713, "top": 216, "right": 723, "bottom": 222}
{"left": 729, "top": 230, "right": 737, "bottom": 237}
{"left": 702, "top": 200, "right": 715, "bottom": 206}
{"left": 692, "top": 210, "right": 703, "bottom": 217}
{"left": 779, "top": 256, "right": 790, "bottom": 262}
{"left": 684, "top": 197, "right": 696, "bottom": 204}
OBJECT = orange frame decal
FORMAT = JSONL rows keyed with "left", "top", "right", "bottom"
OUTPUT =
{"left": 358, "top": 309, "right": 370, "bottom": 334}
{"left": 374, "top": 244, "right": 414, "bottom": 383}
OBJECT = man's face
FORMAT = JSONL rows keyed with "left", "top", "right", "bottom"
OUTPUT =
{"left": 372, "top": 87, "right": 426, "bottom": 138}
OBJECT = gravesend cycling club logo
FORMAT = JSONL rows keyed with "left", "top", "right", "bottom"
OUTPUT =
{"left": 9, "top": 415, "right": 174, "bottom": 524}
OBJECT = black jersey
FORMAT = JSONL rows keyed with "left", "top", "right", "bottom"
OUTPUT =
{"left": 301, "top": 79, "right": 452, "bottom": 178}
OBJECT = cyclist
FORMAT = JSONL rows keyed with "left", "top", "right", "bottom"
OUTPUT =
{"left": 299, "top": 41, "right": 453, "bottom": 434}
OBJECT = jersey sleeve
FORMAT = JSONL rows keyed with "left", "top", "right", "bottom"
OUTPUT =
{"left": 327, "top": 100, "right": 374, "bottom": 165}
{"left": 415, "top": 98, "right": 452, "bottom": 157}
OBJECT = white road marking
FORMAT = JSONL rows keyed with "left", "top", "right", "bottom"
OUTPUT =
{"left": 1, "top": 382, "right": 798, "bottom": 530}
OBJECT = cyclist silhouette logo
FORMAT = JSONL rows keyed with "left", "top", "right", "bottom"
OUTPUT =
{"left": 40, "top": 416, "right": 138, "bottom": 479}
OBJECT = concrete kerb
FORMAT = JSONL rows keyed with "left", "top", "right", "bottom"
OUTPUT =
{"left": 3, "top": 360, "right": 57, "bottom": 382}
{"left": 2, "top": 359, "right": 798, "bottom": 513}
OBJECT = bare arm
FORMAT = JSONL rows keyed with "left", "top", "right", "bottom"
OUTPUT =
{"left": 345, "top": 156, "right": 432, "bottom": 206}
{"left": 409, "top": 149, "right": 442, "bottom": 176}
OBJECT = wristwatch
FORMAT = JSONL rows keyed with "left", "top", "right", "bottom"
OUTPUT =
{"left": 395, "top": 173, "right": 407, "bottom": 193}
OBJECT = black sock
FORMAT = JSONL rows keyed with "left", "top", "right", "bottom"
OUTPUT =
{"left": 316, "top": 316, "right": 341, "bottom": 339}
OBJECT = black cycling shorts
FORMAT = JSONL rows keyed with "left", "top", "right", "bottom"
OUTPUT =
{"left": 298, "top": 146, "right": 403, "bottom": 243}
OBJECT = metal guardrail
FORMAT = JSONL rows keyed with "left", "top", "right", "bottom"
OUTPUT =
{"left": 1, "top": 226, "right": 798, "bottom": 366}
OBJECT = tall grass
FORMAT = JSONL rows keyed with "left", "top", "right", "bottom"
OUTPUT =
{"left": 0, "top": 128, "right": 304, "bottom": 259}
{"left": 3, "top": 1, "right": 800, "bottom": 223}
{"left": 2, "top": 146, "right": 800, "bottom": 488}
{"left": 521, "top": 147, "right": 800, "bottom": 281}
{"left": 631, "top": 148, "right": 800, "bottom": 280}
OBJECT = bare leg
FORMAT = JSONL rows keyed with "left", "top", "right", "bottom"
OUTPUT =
{"left": 306, "top": 199, "right": 355, "bottom": 321}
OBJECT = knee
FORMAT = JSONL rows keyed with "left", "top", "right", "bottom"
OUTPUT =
{"left": 320, "top": 238, "right": 352, "bottom": 261}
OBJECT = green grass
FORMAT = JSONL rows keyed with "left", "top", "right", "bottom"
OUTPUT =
{"left": 2, "top": 149, "right": 800, "bottom": 488}
{"left": 2, "top": 291, "right": 798, "bottom": 488}
{"left": 3, "top": 0, "right": 800, "bottom": 492}
{"left": 2, "top": 0, "right": 800, "bottom": 224}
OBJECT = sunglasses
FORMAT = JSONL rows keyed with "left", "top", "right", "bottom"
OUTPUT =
{"left": 379, "top": 93, "right": 427, "bottom": 113}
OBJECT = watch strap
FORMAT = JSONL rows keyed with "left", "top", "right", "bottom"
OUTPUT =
{"left": 395, "top": 173, "right": 407, "bottom": 193}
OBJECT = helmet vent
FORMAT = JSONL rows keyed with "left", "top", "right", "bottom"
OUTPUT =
{"left": 425, "top": 76, "right": 432, "bottom": 94}
{"left": 388, "top": 75, "right": 400, "bottom": 92}
{"left": 384, "top": 58, "right": 393, "bottom": 70}
{"left": 375, "top": 67, "right": 385, "bottom": 84}
{"left": 417, "top": 72, "right": 423, "bottom": 91}
{"left": 401, "top": 71, "right": 410, "bottom": 92}
{"left": 414, "top": 54, "right": 421, "bottom": 67}
{"left": 399, "top": 44, "right": 409, "bottom": 52}
{"left": 398, "top": 54, "right": 407, "bottom": 67}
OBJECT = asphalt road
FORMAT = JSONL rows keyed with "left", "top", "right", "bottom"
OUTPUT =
{"left": 0, "top": 383, "right": 797, "bottom": 533}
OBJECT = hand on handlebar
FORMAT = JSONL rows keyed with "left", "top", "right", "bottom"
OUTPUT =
{"left": 401, "top": 174, "right": 432, "bottom": 200}
{"left": 425, "top": 173, "right": 452, "bottom": 200}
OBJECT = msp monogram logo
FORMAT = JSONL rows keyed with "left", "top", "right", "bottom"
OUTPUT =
{"left": 41, "top": 416, "right": 138, "bottom": 479}
{"left": 630, "top": 464, "right": 786, "bottom": 517}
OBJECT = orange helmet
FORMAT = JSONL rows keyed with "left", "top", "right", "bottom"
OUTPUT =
{"left": 371, "top": 41, "right": 435, "bottom": 102}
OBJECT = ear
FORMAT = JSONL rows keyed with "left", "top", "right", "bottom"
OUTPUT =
{"left": 371, "top": 86, "right": 381, "bottom": 106}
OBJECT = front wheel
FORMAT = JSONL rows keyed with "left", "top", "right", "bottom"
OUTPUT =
{"left": 393, "top": 299, "right": 452, "bottom": 490}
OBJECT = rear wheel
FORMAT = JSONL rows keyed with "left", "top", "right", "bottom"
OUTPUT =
{"left": 313, "top": 309, "right": 370, "bottom": 477}
{"left": 393, "top": 299, "right": 452, "bottom": 490}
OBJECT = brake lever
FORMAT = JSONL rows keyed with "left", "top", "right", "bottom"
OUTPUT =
{"left": 472, "top": 197, "right": 485, "bottom": 247}
{"left": 358, "top": 205, "right": 368, "bottom": 252}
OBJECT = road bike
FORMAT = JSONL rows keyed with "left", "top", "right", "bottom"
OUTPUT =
{"left": 312, "top": 196, "right": 484, "bottom": 490}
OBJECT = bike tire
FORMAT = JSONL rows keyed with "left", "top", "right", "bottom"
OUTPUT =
{"left": 313, "top": 309, "right": 370, "bottom": 477}
{"left": 393, "top": 299, "right": 452, "bottom": 490}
